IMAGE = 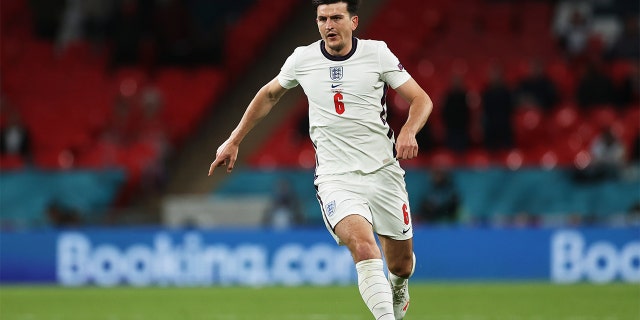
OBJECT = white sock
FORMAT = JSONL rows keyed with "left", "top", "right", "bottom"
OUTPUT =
{"left": 355, "top": 259, "right": 395, "bottom": 320}
{"left": 389, "top": 252, "right": 415, "bottom": 286}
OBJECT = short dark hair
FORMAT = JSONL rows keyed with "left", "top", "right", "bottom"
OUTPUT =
{"left": 312, "top": 0, "right": 359, "bottom": 16}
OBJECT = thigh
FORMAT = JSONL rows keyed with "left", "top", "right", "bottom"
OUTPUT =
{"left": 334, "top": 214, "right": 382, "bottom": 262}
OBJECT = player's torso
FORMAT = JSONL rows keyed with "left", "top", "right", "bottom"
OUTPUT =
{"left": 296, "top": 40, "right": 387, "bottom": 128}
{"left": 294, "top": 39, "right": 396, "bottom": 174}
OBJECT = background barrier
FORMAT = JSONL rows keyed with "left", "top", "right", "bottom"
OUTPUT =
{"left": 1, "top": 227, "right": 638, "bottom": 286}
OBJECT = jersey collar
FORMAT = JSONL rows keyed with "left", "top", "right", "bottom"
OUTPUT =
{"left": 320, "top": 37, "right": 358, "bottom": 61}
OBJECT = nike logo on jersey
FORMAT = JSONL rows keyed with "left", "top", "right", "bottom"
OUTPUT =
{"left": 331, "top": 83, "right": 342, "bottom": 88}
{"left": 402, "top": 226, "right": 411, "bottom": 234}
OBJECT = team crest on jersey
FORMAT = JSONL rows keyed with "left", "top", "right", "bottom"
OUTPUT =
{"left": 329, "top": 66, "right": 343, "bottom": 81}
{"left": 325, "top": 200, "right": 336, "bottom": 217}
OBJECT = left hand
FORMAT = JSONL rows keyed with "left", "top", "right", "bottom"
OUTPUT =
{"left": 395, "top": 128, "right": 419, "bottom": 160}
{"left": 208, "top": 139, "right": 239, "bottom": 175}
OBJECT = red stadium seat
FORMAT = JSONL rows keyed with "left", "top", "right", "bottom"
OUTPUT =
{"left": 0, "top": 155, "right": 25, "bottom": 170}
{"left": 512, "top": 107, "right": 546, "bottom": 149}
{"left": 587, "top": 105, "right": 619, "bottom": 130}
{"left": 550, "top": 103, "right": 581, "bottom": 134}
{"left": 464, "top": 148, "right": 491, "bottom": 168}
{"left": 428, "top": 148, "right": 458, "bottom": 169}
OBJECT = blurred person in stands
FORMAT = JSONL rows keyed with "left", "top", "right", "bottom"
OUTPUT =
{"left": 481, "top": 65, "right": 514, "bottom": 151}
{"left": 136, "top": 84, "right": 170, "bottom": 196}
{"left": 575, "top": 126, "right": 626, "bottom": 182}
{"left": 515, "top": 59, "right": 558, "bottom": 112}
{"left": 81, "top": 0, "right": 114, "bottom": 45}
{"left": 616, "top": 62, "right": 639, "bottom": 108}
{"left": 102, "top": 93, "right": 138, "bottom": 146}
{"left": 152, "top": 0, "right": 192, "bottom": 66}
{"left": 442, "top": 74, "right": 471, "bottom": 153}
{"left": 96, "top": 93, "right": 138, "bottom": 167}
{"left": 209, "top": 1, "right": 432, "bottom": 319}
{"left": 56, "top": 0, "right": 83, "bottom": 53}
{"left": 106, "top": 0, "right": 152, "bottom": 70}
{"left": 415, "top": 168, "right": 460, "bottom": 225}
{"left": 0, "top": 99, "right": 33, "bottom": 165}
{"left": 576, "top": 61, "right": 616, "bottom": 109}
{"left": 556, "top": 9, "right": 591, "bottom": 64}
{"left": 630, "top": 133, "right": 640, "bottom": 164}
{"left": 262, "top": 178, "right": 305, "bottom": 230}
{"left": 46, "top": 200, "right": 81, "bottom": 227}
{"left": 29, "top": 0, "right": 66, "bottom": 39}
{"left": 607, "top": 15, "right": 640, "bottom": 62}
{"left": 292, "top": 112, "right": 311, "bottom": 147}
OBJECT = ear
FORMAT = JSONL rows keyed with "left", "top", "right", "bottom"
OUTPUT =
{"left": 351, "top": 15, "right": 359, "bottom": 30}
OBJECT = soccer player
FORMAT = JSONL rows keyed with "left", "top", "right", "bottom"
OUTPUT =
{"left": 208, "top": 0, "right": 432, "bottom": 319}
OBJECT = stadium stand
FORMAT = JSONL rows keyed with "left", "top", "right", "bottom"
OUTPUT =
{"left": 0, "top": 0, "right": 301, "bottom": 226}
{"left": 248, "top": 0, "right": 639, "bottom": 171}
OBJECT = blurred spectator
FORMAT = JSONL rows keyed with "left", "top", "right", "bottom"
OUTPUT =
{"left": 481, "top": 65, "right": 514, "bottom": 151}
{"left": 81, "top": 0, "right": 114, "bottom": 44}
{"left": 574, "top": 126, "right": 626, "bottom": 182}
{"left": 46, "top": 201, "right": 81, "bottom": 227}
{"left": 292, "top": 113, "right": 310, "bottom": 147}
{"left": 262, "top": 178, "right": 304, "bottom": 230}
{"left": 576, "top": 62, "right": 616, "bottom": 109}
{"left": 136, "top": 84, "right": 170, "bottom": 196}
{"left": 556, "top": 9, "right": 592, "bottom": 63}
{"left": 616, "top": 62, "right": 640, "bottom": 108}
{"left": 102, "top": 93, "right": 138, "bottom": 146}
{"left": 607, "top": 15, "right": 640, "bottom": 62}
{"left": 515, "top": 59, "right": 558, "bottom": 111}
{"left": 94, "top": 93, "right": 138, "bottom": 167}
{"left": 442, "top": 74, "right": 471, "bottom": 153}
{"left": 415, "top": 168, "right": 460, "bottom": 225}
{"left": 106, "top": 0, "right": 153, "bottom": 69}
{"left": 29, "top": 0, "right": 66, "bottom": 39}
{"left": 152, "top": 0, "right": 192, "bottom": 66}
{"left": 0, "top": 103, "right": 33, "bottom": 164}
{"left": 630, "top": 133, "right": 640, "bottom": 164}
{"left": 56, "top": 0, "right": 83, "bottom": 53}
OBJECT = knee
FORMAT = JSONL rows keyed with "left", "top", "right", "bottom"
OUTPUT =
{"left": 388, "top": 254, "right": 414, "bottom": 278}
{"left": 348, "top": 238, "right": 380, "bottom": 262}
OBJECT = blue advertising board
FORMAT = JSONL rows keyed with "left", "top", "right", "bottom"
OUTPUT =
{"left": 1, "top": 227, "right": 638, "bottom": 286}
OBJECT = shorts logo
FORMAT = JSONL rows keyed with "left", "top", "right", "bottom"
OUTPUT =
{"left": 329, "top": 66, "right": 343, "bottom": 81}
{"left": 325, "top": 200, "right": 337, "bottom": 217}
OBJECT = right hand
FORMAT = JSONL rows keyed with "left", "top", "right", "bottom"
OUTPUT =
{"left": 208, "top": 139, "right": 239, "bottom": 175}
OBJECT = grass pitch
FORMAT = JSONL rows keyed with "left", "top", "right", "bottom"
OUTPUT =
{"left": 1, "top": 282, "right": 638, "bottom": 320}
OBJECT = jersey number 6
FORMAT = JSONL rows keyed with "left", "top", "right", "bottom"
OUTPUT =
{"left": 333, "top": 92, "right": 345, "bottom": 114}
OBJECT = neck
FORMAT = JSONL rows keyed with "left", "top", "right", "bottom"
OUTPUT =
{"left": 321, "top": 37, "right": 357, "bottom": 61}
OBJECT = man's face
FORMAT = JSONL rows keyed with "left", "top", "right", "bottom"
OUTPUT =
{"left": 316, "top": 2, "right": 358, "bottom": 56}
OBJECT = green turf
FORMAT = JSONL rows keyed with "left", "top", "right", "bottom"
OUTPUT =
{"left": 0, "top": 282, "right": 638, "bottom": 320}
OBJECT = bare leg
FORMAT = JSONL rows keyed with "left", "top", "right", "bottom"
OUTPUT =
{"left": 334, "top": 215, "right": 394, "bottom": 320}
{"left": 334, "top": 214, "right": 381, "bottom": 262}
{"left": 379, "top": 236, "right": 414, "bottom": 320}
{"left": 378, "top": 236, "right": 414, "bottom": 278}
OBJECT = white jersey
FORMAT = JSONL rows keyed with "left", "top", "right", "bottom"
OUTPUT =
{"left": 277, "top": 38, "right": 411, "bottom": 175}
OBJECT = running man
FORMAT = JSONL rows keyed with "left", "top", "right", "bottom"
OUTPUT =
{"left": 209, "top": 1, "right": 433, "bottom": 318}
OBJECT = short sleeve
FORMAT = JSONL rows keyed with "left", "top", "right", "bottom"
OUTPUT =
{"left": 277, "top": 48, "right": 301, "bottom": 89}
{"left": 379, "top": 42, "right": 411, "bottom": 89}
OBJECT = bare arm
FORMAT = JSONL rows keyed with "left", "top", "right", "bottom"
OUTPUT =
{"left": 393, "top": 78, "right": 433, "bottom": 160}
{"left": 209, "top": 78, "right": 289, "bottom": 175}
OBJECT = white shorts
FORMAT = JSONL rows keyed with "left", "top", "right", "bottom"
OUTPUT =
{"left": 315, "top": 163, "right": 413, "bottom": 245}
